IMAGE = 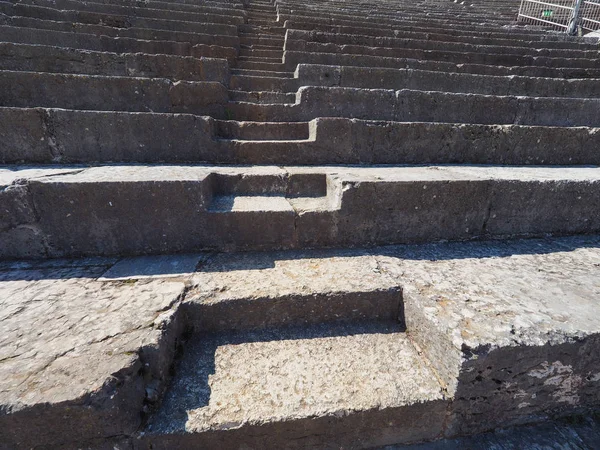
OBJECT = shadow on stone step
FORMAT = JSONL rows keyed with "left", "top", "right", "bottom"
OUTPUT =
{"left": 150, "top": 320, "right": 404, "bottom": 434}
{"left": 198, "top": 235, "right": 600, "bottom": 273}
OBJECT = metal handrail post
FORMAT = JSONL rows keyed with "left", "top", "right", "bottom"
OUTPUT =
{"left": 568, "top": 0, "right": 585, "bottom": 34}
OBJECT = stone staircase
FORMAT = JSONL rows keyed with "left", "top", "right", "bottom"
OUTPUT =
{"left": 1, "top": 0, "right": 600, "bottom": 448}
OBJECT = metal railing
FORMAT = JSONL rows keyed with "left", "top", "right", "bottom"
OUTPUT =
{"left": 518, "top": 0, "right": 600, "bottom": 34}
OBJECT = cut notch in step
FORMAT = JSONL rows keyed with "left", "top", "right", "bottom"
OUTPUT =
{"left": 205, "top": 171, "right": 336, "bottom": 213}
{"left": 214, "top": 119, "right": 310, "bottom": 140}
{"left": 144, "top": 321, "right": 445, "bottom": 448}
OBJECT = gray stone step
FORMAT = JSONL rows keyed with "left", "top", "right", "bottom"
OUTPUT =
{"left": 69, "top": 0, "right": 246, "bottom": 15}
{"left": 225, "top": 86, "right": 600, "bottom": 125}
{"left": 0, "top": 71, "right": 228, "bottom": 114}
{"left": 0, "top": 0, "right": 245, "bottom": 26}
{"left": 214, "top": 119, "right": 309, "bottom": 140}
{"left": 230, "top": 67, "right": 294, "bottom": 77}
{"left": 235, "top": 59, "right": 287, "bottom": 71}
{"left": 3, "top": 236, "right": 599, "bottom": 447}
{"left": 228, "top": 90, "right": 296, "bottom": 104}
{"left": 143, "top": 323, "right": 445, "bottom": 448}
{"left": 0, "top": 42, "right": 229, "bottom": 81}
{"left": 0, "top": 16, "right": 241, "bottom": 48}
{"left": 296, "top": 64, "right": 600, "bottom": 98}
{"left": 5, "top": 109, "right": 598, "bottom": 165}
{"left": 230, "top": 73, "right": 299, "bottom": 91}
{"left": 283, "top": 21, "right": 600, "bottom": 50}
{"left": 284, "top": 50, "right": 600, "bottom": 79}
{"left": 283, "top": 19, "right": 600, "bottom": 47}
{"left": 239, "top": 34, "right": 284, "bottom": 47}
{"left": 238, "top": 23, "right": 286, "bottom": 35}
{"left": 238, "top": 47, "right": 283, "bottom": 58}
{"left": 283, "top": 38, "right": 600, "bottom": 70}
{"left": 17, "top": 0, "right": 248, "bottom": 19}
{"left": 2, "top": 165, "right": 600, "bottom": 258}
{"left": 285, "top": 28, "right": 600, "bottom": 58}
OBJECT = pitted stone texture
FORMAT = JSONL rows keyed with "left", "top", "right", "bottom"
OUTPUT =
{"left": 145, "top": 323, "right": 446, "bottom": 448}
{"left": 186, "top": 249, "right": 401, "bottom": 330}
{"left": 374, "top": 235, "right": 600, "bottom": 434}
{"left": 99, "top": 253, "right": 205, "bottom": 280}
{"left": 0, "top": 263, "right": 186, "bottom": 448}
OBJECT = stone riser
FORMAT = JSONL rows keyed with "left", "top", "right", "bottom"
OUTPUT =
{"left": 284, "top": 29, "right": 600, "bottom": 58}
{"left": 3, "top": 109, "right": 599, "bottom": 165}
{"left": 0, "top": 19, "right": 241, "bottom": 49}
{"left": 228, "top": 87, "right": 600, "bottom": 125}
{"left": 0, "top": 71, "right": 228, "bottom": 114}
{"left": 284, "top": 50, "right": 600, "bottom": 79}
{"left": 284, "top": 40, "right": 600, "bottom": 70}
{"left": 19, "top": 0, "right": 247, "bottom": 16}
{"left": 282, "top": 19, "right": 600, "bottom": 45}
{"left": 0, "top": 1, "right": 245, "bottom": 27}
{"left": 277, "top": 12, "right": 516, "bottom": 29}
{"left": 296, "top": 64, "right": 600, "bottom": 98}
{"left": 0, "top": 43, "right": 230, "bottom": 82}
{"left": 282, "top": 21, "right": 600, "bottom": 49}
{"left": 2, "top": 164, "right": 600, "bottom": 258}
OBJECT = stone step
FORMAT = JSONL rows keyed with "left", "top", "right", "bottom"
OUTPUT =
{"left": 214, "top": 119, "right": 310, "bottom": 140}
{"left": 143, "top": 323, "right": 445, "bottom": 448}
{"left": 4, "top": 109, "right": 599, "bottom": 165}
{"left": 240, "top": 43, "right": 283, "bottom": 50}
{"left": 2, "top": 165, "right": 600, "bottom": 258}
{"left": 281, "top": 12, "right": 569, "bottom": 35}
{"left": 0, "top": 0, "right": 245, "bottom": 26}
{"left": 239, "top": 34, "right": 284, "bottom": 47}
{"left": 284, "top": 50, "right": 600, "bottom": 79}
{"left": 283, "top": 19, "right": 600, "bottom": 47}
{"left": 238, "top": 47, "right": 283, "bottom": 58}
{"left": 237, "top": 23, "right": 286, "bottom": 35}
{"left": 283, "top": 22, "right": 600, "bottom": 50}
{"left": 285, "top": 28, "right": 600, "bottom": 58}
{"left": 283, "top": 39, "right": 600, "bottom": 70}
{"left": 50, "top": 0, "right": 245, "bottom": 17}
{"left": 276, "top": 9, "right": 531, "bottom": 29}
{"left": 225, "top": 86, "right": 600, "bottom": 125}
{"left": 296, "top": 64, "right": 600, "bottom": 98}
{"left": 0, "top": 42, "right": 230, "bottom": 82}
{"left": 230, "top": 67, "right": 294, "bottom": 77}
{"left": 238, "top": 55, "right": 282, "bottom": 63}
{"left": 230, "top": 73, "right": 299, "bottom": 91}
{"left": 3, "top": 235, "right": 600, "bottom": 447}
{"left": 0, "top": 17, "right": 241, "bottom": 49}
{"left": 228, "top": 90, "right": 296, "bottom": 104}
{"left": 0, "top": 71, "right": 228, "bottom": 114}
{"left": 235, "top": 59, "right": 287, "bottom": 71}
{"left": 277, "top": 14, "right": 518, "bottom": 33}
{"left": 17, "top": 0, "right": 248, "bottom": 17}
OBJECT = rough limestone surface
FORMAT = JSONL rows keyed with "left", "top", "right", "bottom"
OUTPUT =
{"left": 0, "top": 260, "right": 186, "bottom": 448}
{"left": 374, "top": 235, "right": 600, "bottom": 434}
{"left": 144, "top": 322, "right": 446, "bottom": 449}
{"left": 1, "top": 236, "right": 600, "bottom": 448}
{"left": 185, "top": 249, "right": 402, "bottom": 330}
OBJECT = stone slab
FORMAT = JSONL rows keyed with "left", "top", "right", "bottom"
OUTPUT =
{"left": 185, "top": 249, "right": 402, "bottom": 331}
{"left": 0, "top": 262, "right": 187, "bottom": 448}
{"left": 144, "top": 322, "right": 446, "bottom": 448}
{"left": 374, "top": 235, "right": 600, "bottom": 435}
{"left": 99, "top": 254, "right": 205, "bottom": 280}
{"left": 2, "top": 164, "right": 600, "bottom": 257}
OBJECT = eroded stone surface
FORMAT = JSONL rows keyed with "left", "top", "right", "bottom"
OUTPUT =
{"left": 373, "top": 235, "right": 600, "bottom": 434}
{"left": 145, "top": 322, "right": 446, "bottom": 448}
{"left": 0, "top": 263, "right": 186, "bottom": 447}
{"left": 185, "top": 249, "right": 402, "bottom": 330}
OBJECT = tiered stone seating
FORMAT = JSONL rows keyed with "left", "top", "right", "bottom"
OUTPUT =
{"left": 2, "top": 0, "right": 600, "bottom": 448}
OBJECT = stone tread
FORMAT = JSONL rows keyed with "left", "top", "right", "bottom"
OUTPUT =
{"left": 1, "top": 235, "right": 600, "bottom": 447}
